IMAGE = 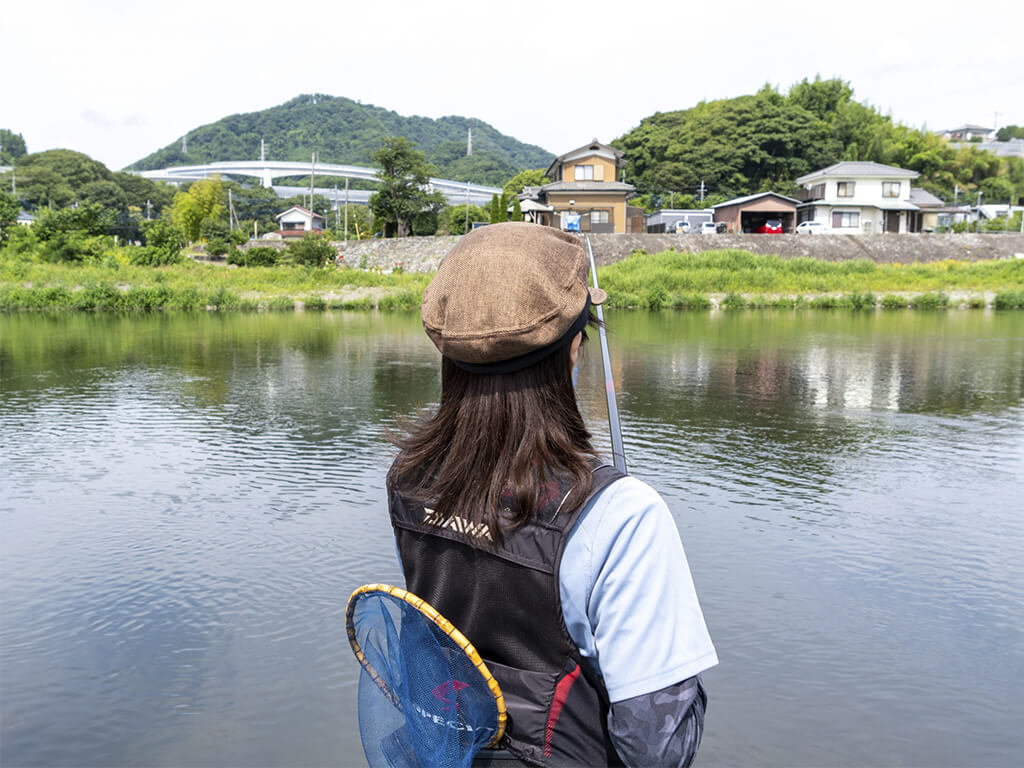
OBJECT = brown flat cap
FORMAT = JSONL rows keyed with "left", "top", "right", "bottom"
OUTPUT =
{"left": 422, "top": 222, "right": 606, "bottom": 370}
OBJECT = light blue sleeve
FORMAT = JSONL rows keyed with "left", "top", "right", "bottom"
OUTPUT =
{"left": 560, "top": 476, "right": 718, "bottom": 703}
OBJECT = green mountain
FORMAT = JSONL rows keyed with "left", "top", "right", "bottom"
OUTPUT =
{"left": 129, "top": 94, "right": 554, "bottom": 186}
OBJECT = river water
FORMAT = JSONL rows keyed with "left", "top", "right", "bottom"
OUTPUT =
{"left": 1, "top": 310, "right": 1022, "bottom": 767}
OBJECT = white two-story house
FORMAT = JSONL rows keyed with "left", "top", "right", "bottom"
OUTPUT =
{"left": 795, "top": 161, "right": 921, "bottom": 234}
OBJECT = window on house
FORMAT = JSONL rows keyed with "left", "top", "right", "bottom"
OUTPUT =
{"left": 807, "top": 183, "right": 825, "bottom": 200}
{"left": 831, "top": 211, "right": 860, "bottom": 228}
{"left": 837, "top": 182, "right": 855, "bottom": 197}
{"left": 574, "top": 165, "right": 594, "bottom": 181}
{"left": 590, "top": 210, "right": 609, "bottom": 224}
{"left": 882, "top": 182, "right": 901, "bottom": 198}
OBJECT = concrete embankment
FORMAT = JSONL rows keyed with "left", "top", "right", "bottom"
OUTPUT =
{"left": 330, "top": 233, "right": 1024, "bottom": 273}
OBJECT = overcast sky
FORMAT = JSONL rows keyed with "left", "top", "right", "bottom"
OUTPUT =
{"left": 5, "top": 0, "right": 1023, "bottom": 171}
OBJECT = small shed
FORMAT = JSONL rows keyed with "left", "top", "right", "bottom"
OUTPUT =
{"left": 712, "top": 192, "right": 799, "bottom": 233}
{"left": 275, "top": 205, "right": 325, "bottom": 238}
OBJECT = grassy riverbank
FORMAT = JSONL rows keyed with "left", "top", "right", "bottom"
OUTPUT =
{"left": 0, "top": 259, "right": 430, "bottom": 312}
{"left": 598, "top": 249, "right": 1024, "bottom": 309}
{"left": 1, "top": 249, "right": 1023, "bottom": 312}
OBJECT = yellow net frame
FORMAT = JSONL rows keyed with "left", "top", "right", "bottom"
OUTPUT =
{"left": 346, "top": 583, "right": 508, "bottom": 747}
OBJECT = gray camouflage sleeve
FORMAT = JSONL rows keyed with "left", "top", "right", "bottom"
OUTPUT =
{"left": 607, "top": 675, "right": 707, "bottom": 767}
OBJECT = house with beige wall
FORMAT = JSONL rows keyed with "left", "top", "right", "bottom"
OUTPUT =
{"left": 521, "top": 139, "right": 639, "bottom": 234}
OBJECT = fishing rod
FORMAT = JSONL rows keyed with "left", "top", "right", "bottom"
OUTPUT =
{"left": 585, "top": 235, "right": 627, "bottom": 475}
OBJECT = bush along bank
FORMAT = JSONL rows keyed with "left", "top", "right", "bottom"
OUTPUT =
{"left": 1, "top": 248, "right": 1022, "bottom": 312}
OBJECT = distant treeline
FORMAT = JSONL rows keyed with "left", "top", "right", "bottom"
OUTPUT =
{"left": 615, "top": 78, "right": 1024, "bottom": 209}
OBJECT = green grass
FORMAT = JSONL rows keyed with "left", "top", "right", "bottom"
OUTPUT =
{"left": 599, "top": 249, "right": 1024, "bottom": 308}
{"left": 3, "top": 247, "right": 1023, "bottom": 313}
{"left": 0, "top": 256, "right": 430, "bottom": 312}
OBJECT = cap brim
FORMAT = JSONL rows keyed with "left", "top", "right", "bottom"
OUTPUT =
{"left": 588, "top": 287, "right": 607, "bottom": 305}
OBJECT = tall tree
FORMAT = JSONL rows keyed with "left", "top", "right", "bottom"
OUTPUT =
{"left": 368, "top": 138, "right": 445, "bottom": 237}
{"left": 0, "top": 130, "right": 28, "bottom": 165}
{"left": 0, "top": 192, "right": 20, "bottom": 245}
{"left": 171, "top": 177, "right": 225, "bottom": 242}
{"left": 502, "top": 168, "right": 549, "bottom": 198}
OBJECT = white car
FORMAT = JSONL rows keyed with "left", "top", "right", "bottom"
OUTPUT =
{"left": 795, "top": 221, "right": 826, "bottom": 235}
{"left": 699, "top": 222, "right": 717, "bottom": 234}
{"left": 675, "top": 220, "right": 691, "bottom": 234}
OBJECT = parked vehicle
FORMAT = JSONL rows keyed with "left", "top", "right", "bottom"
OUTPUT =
{"left": 699, "top": 221, "right": 717, "bottom": 234}
{"left": 795, "top": 221, "right": 826, "bottom": 235}
{"left": 756, "top": 219, "right": 783, "bottom": 234}
{"left": 675, "top": 220, "right": 691, "bottom": 234}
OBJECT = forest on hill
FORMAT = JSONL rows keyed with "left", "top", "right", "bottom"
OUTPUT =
{"left": 129, "top": 94, "right": 553, "bottom": 186}
{"left": 614, "top": 78, "right": 1024, "bottom": 208}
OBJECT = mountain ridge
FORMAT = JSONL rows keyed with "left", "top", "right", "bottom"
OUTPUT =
{"left": 129, "top": 94, "right": 554, "bottom": 186}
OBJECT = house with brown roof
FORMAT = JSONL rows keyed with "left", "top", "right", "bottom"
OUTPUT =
{"left": 274, "top": 205, "right": 325, "bottom": 238}
{"left": 521, "top": 139, "right": 641, "bottom": 233}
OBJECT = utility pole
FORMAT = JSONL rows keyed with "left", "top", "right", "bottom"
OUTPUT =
{"left": 146, "top": 199, "right": 152, "bottom": 220}
{"left": 465, "top": 181, "right": 470, "bottom": 233}
{"left": 344, "top": 177, "right": 349, "bottom": 241}
{"left": 182, "top": 135, "right": 187, "bottom": 155}
{"left": 467, "top": 128, "right": 472, "bottom": 157}
{"left": 260, "top": 138, "right": 265, "bottom": 162}
{"left": 228, "top": 189, "right": 234, "bottom": 232}
{"left": 310, "top": 153, "right": 316, "bottom": 211}
{"left": 335, "top": 184, "right": 340, "bottom": 231}
{"left": 954, "top": 184, "right": 959, "bottom": 206}
{"left": 698, "top": 180, "right": 706, "bottom": 204}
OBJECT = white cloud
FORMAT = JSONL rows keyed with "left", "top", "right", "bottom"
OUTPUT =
{"left": 6, "top": 0, "right": 1024, "bottom": 169}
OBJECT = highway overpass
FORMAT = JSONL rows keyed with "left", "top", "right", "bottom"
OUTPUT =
{"left": 135, "top": 161, "right": 501, "bottom": 206}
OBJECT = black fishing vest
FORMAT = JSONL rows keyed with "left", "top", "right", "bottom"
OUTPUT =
{"left": 389, "top": 464, "right": 626, "bottom": 767}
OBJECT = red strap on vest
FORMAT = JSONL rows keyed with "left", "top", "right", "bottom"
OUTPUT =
{"left": 544, "top": 664, "right": 581, "bottom": 758}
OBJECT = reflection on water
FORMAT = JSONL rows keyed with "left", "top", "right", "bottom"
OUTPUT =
{"left": 2, "top": 310, "right": 1022, "bottom": 767}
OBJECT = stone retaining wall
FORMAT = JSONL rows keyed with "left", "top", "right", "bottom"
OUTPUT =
{"left": 297, "top": 232, "right": 1024, "bottom": 273}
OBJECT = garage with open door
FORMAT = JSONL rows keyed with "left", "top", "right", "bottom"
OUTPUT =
{"left": 712, "top": 192, "right": 800, "bottom": 234}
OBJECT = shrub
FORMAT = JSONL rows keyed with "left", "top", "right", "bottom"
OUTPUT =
{"left": 166, "top": 287, "right": 204, "bottom": 311}
{"left": 644, "top": 286, "right": 668, "bottom": 309}
{"left": 266, "top": 295, "right": 295, "bottom": 311}
{"left": 122, "top": 285, "right": 173, "bottom": 311}
{"left": 39, "top": 232, "right": 110, "bottom": 263}
{"left": 206, "top": 286, "right": 239, "bottom": 310}
{"left": 285, "top": 234, "right": 336, "bottom": 267}
{"left": 809, "top": 295, "right": 839, "bottom": 309}
{"left": 993, "top": 291, "right": 1024, "bottom": 309}
{"left": 229, "top": 246, "right": 279, "bottom": 267}
{"left": 910, "top": 292, "right": 949, "bottom": 310}
{"left": 848, "top": 291, "right": 876, "bottom": 310}
{"left": 141, "top": 219, "right": 185, "bottom": 255}
{"left": 881, "top": 294, "right": 908, "bottom": 310}
{"left": 71, "top": 283, "right": 121, "bottom": 311}
{"left": 966, "top": 295, "right": 987, "bottom": 309}
{"left": 205, "top": 237, "right": 230, "bottom": 257}
{"left": 129, "top": 246, "right": 183, "bottom": 266}
{"left": 303, "top": 295, "right": 327, "bottom": 311}
{"left": 721, "top": 292, "right": 748, "bottom": 309}
{"left": 377, "top": 289, "right": 421, "bottom": 311}
{"left": 672, "top": 293, "right": 712, "bottom": 309}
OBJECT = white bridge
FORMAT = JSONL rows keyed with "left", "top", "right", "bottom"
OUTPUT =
{"left": 135, "top": 161, "right": 501, "bottom": 206}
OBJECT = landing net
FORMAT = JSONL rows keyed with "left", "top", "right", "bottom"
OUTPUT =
{"left": 346, "top": 584, "right": 506, "bottom": 768}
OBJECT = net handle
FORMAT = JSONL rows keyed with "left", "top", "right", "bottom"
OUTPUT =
{"left": 346, "top": 583, "right": 508, "bottom": 747}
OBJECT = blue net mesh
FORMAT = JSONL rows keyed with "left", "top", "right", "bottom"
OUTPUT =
{"left": 349, "top": 589, "right": 501, "bottom": 768}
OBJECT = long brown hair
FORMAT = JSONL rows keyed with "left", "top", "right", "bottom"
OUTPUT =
{"left": 388, "top": 331, "right": 597, "bottom": 543}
